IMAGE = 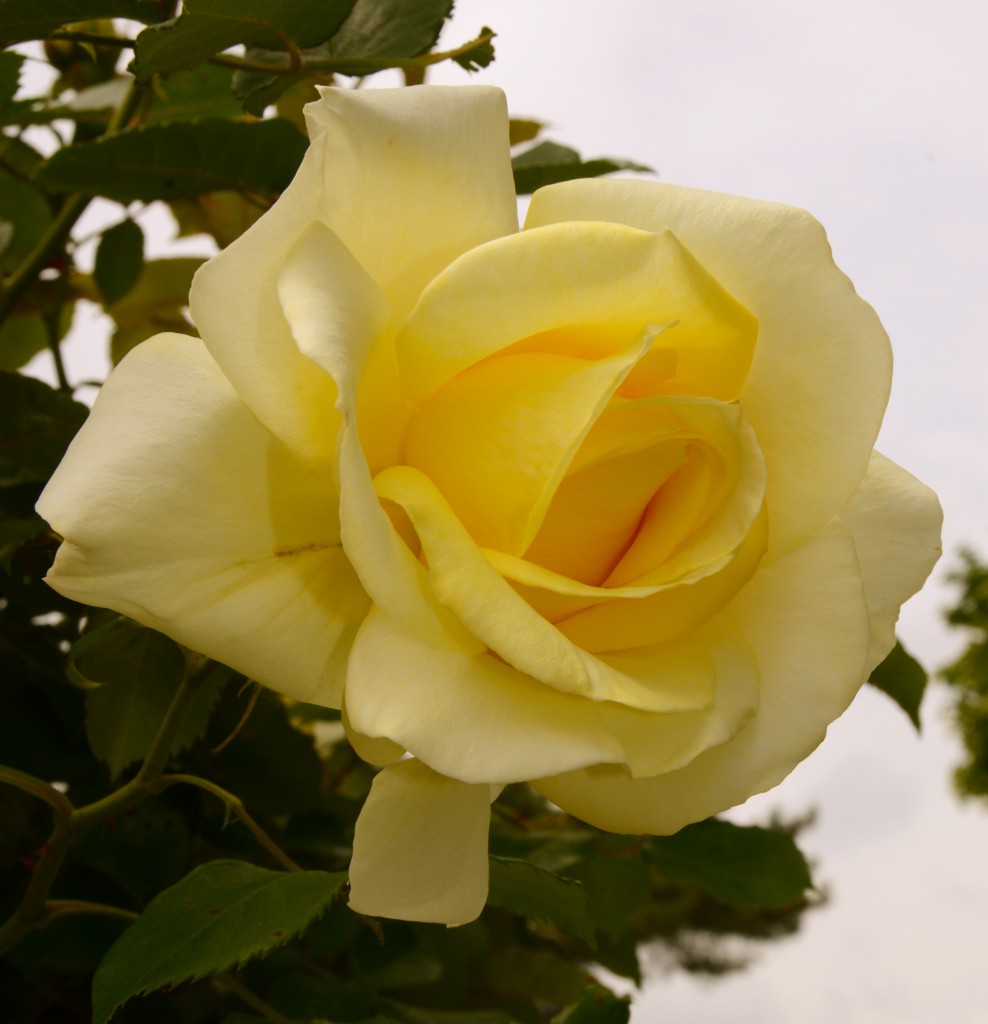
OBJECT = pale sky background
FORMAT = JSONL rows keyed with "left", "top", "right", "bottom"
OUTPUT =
{"left": 429, "top": 2, "right": 988, "bottom": 1022}
{"left": 22, "top": 2, "right": 988, "bottom": 1021}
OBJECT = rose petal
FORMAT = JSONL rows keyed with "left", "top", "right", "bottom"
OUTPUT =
{"left": 37, "top": 334, "right": 367, "bottom": 706}
{"left": 345, "top": 608, "right": 758, "bottom": 783}
{"left": 839, "top": 451, "right": 943, "bottom": 670}
{"left": 397, "top": 220, "right": 756, "bottom": 406}
{"left": 525, "top": 181, "right": 892, "bottom": 560}
{"left": 405, "top": 329, "right": 656, "bottom": 557}
{"left": 533, "top": 522, "right": 871, "bottom": 832}
{"left": 304, "top": 85, "right": 518, "bottom": 320}
{"left": 372, "top": 465, "right": 715, "bottom": 713}
{"left": 348, "top": 757, "right": 492, "bottom": 925}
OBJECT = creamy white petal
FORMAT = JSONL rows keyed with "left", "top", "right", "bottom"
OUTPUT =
{"left": 348, "top": 758, "right": 491, "bottom": 925}
{"left": 38, "top": 334, "right": 368, "bottom": 706}
{"left": 345, "top": 608, "right": 758, "bottom": 784}
{"left": 839, "top": 451, "right": 943, "bottom": 670}
{"left": 534, "top": 523, "right": 871, "bottom": 833}
{"left": 304, "top": 85, "right": 519, "bottom": 320}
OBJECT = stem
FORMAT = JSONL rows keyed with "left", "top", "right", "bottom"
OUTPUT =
{"left": 154, "top": 773, "right": 302, "bottom": 872}
{"left": 0, "top": 661, "right": 217, "bottom": 956}
{"left": 49, "top": 28, "right": 497, "bottom": 77}
{"left": 44, "top": 900, "right": 139, "bottom": 924}
{"left": 0, "top": 73, "right": 148, "bottom": 328}
{"left": 211, "top": 974, "right": 295, "bottom": 1024}
{"left": 0, "top": 765, "right": 73, "bottom": 819}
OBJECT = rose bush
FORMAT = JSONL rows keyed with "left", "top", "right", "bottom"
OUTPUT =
{"left": 38, "top": 85, "right": 941, "bottom": 926}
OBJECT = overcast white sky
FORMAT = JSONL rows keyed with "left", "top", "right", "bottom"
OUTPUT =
{"left": 24, "top": 3, "right": 988, "bottom": 1020}
{"left": 430, "top": 2, "right": 988, "bottom": 1021}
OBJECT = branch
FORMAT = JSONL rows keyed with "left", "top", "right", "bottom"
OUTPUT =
{"left": 0, "top": 765, "right": 73, "bottom": 819}
{"left": 154, "top": 773, "right": 302, "bottom": 872}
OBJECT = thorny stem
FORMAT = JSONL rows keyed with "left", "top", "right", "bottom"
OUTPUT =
{"left": 211, "top": 973, "right": 296, "bottom": 1024}
{"left": 153, "top": 772, "right": 303, "bottom": 872}
{"left": 49, "top": 28, "right": 496, "bottom": 77}
{"left": 0, "top": 661, "right": 218, "bottom": 956}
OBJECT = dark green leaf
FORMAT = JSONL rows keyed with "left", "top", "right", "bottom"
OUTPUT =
{"left": 0, "top": 512, "right": 43, "bottom": 569}
{"left": 0, "top": 133, "right": 44, "bottom": 180}
{"left": 196, "top": 688, "right": 326, "bottom": 815}
{"left": 647, "top": 819, "right": 812, "bottom": 910}
{"left": 0, "top": 49, "right": 24, "bottom": 104}
{"left": 94, "top": 219, "right": 145, "bottom": 304}
{"left": 38, "top": 118, "right": 307, "bottom": 202}
{"left": 383, "top": 1003, "right": 513, "bottom": 1024}
{"left": 74, "top": 796, "right": 191, "bottom": 894}
{"left": 146, "top": 62, "right": 242, "bottom": 122}
{"left": 0, "top": 0, "right": 161, "bottom": 45}
{"left": 509, "top": 118, "right": 543, "bottom": 147}
{"left": 170, "top": 188, "right": 265, "bottom": 247}
{"left": 552, "top": 986, "right": 630, "bottom": 1024}
{"left": 131, "top": 0, "right": 357, "bottom": 78}
{"left": 868, "top": 639, "right": 927, "bottom": 731}
{"left": 449, "top": 27, "right": 495, "bottom": 72}
{"left": 0, "top": 312, "right": 48, "bottom": 372}
{"left": 329, "top": 0, "right": 451, "bottom": 62}
{"left": 512, "top": 140, "right": 652, "bottom": 195}
{"left": 487, "top": 856, "right": 596, "bottom": 947}
{"left": 105, "top": 255, "right": 202, "bottom": 362}
{"left": 484, "top": 947, "right": 588, "bottom": 1006}
{"left": 0, "top": 372, "right": 88, "bottom": 488}
{"left": 78, "top": 621, "right": 227, "bottom": 776}
{"left": 91, "top": 860, "right": 347, "bottom": 1024}
{"left": 0, "top": 171, "right": 51, "bottom": 273}
{"left": 581, "top": 838, "right": 650, "bottom": 941}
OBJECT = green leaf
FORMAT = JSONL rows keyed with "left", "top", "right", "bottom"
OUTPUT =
{"left": 94, "top": 219, "right": 145, "bottom": 305}
{"left": 868, "top": 639, "right": 927, "bottom": 731}
{"left": 551, "top": 986, "right": 631, "bottom": 1024}
{"left": 512, "top": 140, "right": 652, "bottom": 195}
{"left": 329, "top": 0, "right": 452, "bottom": 63}
{"left": 131, "top": 0, "right": 357, "bottom": 78}
{"left": 38, "top": 118, "right": 307, "bottom": 202}
{"left": 0, "top": 0, "right": 161, "bottom": 46}
{"left": 0, "top": 133, "right": 44, "bottom": 180}
{"left": 103, "top": 255, "right": 202, "bottom": 362}
{"left": 0, "top": 312, "right": 48, "bottom": 372}
{"left": 509, "top": 118, "right": 543, "bottom": 147}
{"left": 647, "top": 818, "right": 812, "bottom": 910}
{"left": 0, "top": 512, "right": 43, "bottom": 570}
{"left": 484, "top": 947, "right": 589, "bottom": 1006}
{"left": 487, "top": 856, "right": 596, "bottom": 947}
{"left": 580, "top": 838, "right": 650, "bottom": 941}
{"left": 0, "top": 49, "right": 24, "bottom": 105}
{"left": 0, "top": 372, "right": 88, "bottom": 488}
{"left": 383, "top": 1003, "right": 514, "bottom": 1024}
{"left": 0, "top": 171, "right": 51, "bottom": 274}
{"left": 91, "top": 860, "right": 347, "bottom": 1024}
{"left": 145, "top": 62, "right": 242, "bottom": 123}
{"left": 78, "top": 620, "right": 226, "bottom": 776}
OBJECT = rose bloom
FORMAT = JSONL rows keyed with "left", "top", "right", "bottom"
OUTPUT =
{"left": 39, "top": 86, "right": 941, "bottom": 925}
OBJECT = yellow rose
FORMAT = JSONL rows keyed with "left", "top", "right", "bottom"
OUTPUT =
{"left": 38, "top": 86, "right": 942, "bottom": 926}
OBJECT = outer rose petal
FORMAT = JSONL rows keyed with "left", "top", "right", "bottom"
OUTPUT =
{"left": 37, "top": 334, "right": 368, "bottom": 706}
{"left": 191, "top": 85, "right": 517, "bottom": 462}
{"left": 525, "top": 181, "right": 892, "bottom": 560}
{"left": 348, "top": 758, "right": 492, "bottom": 925}
{"left": 345, "top": 608, "right": 758, "bottom": 783}
{"left": 839, "top": 451, "right": 943, "bottom": 670}
{"left": 533, "top": 523, "right": 871, "bottom": 833}
{"left": 303, "top": 85, "right": 519, "bottom": 321}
